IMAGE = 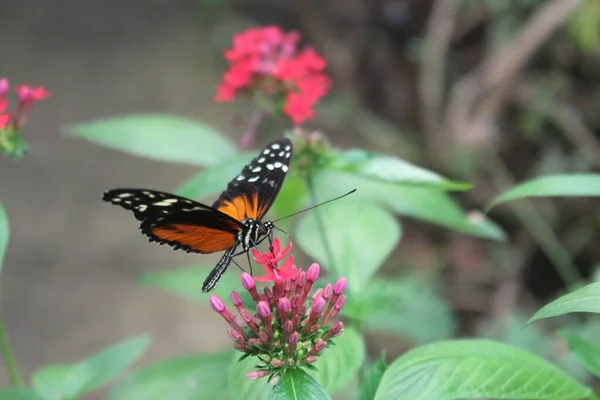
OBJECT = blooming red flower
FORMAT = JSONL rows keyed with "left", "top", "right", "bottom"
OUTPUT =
{"left": 252, "top": 238, "right": 299, "bottom": 283}
{"left": 210, "top": 241, "right": 347, "bottom": 381}
{"left": 215, "top": 25, "right": 331, "bottom": 126}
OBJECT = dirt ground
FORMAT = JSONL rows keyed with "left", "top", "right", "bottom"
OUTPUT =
{"left": 0, "top": 1, "right": 249, "bottom": 392}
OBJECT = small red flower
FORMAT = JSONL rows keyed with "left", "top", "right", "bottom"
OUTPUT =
{"left": 215, "top": 25, "right": 331, "bottom": 126}
{"left": 252, "top": 238, "right": 299, "bottom": 283}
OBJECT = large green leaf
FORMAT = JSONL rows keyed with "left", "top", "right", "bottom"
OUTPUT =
{"left": 0, "top": 201, "right": 8, "bottom": 276}
{"left": 107, "top": 351, "right": 232, "bottom": 400}
{"left": 175, "top": 152, "right": 256, "bottom": 199}
{"left": 307, "top": 328, "right": 365, "bottom": 393}
{"left": 295, "top": 200, "right": 400, "bottom": 292}
{"left": 228, "top": 354, "right": 272, "bottom": 400}
{"left": 346, "top": 279, "right": 456, "bottom": 344}
{"left": 487, "top": 174, "right": 600, "bottom": 210}
{"left": 32, "top": 335, "right": 150, "bottom": 400}
{"left": 329, "top": 150, "right": 471, "bottom": 191}
{"left": 272, "top": 368, "right": 331, "bottom": 400}
{"left": 528, "top": 282, "right": 600, "bottom": 325}
{"left": 357, "top": 354, "right": 387, "bottom": 400}
{"left": 374, "top": 339, "right": 592, "bottom": 400}
{"left": 65, "top": 114, "right": 236, "bottom": 166}
{"left": 312, "top": 170, "right": 505, "bottom": 241}
{"left": 270, "top": 174, "right": 308, "bottom": 222}
{"left": 0, "top": 388, "right": 45, "bottom": 400}
{"left": 138, "top": 265, "right": 242, "bottom": 303}
{"left": 558, "top": 329, "right": 600, "bottom": 379}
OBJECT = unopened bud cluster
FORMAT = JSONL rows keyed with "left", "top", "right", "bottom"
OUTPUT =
{"left": 210, "top": 263, "right": 347, "bottom": 380}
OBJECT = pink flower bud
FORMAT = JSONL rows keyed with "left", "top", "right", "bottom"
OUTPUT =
{"left": 209, "top": 295, "right": 225, "bottom": 313}
{"left": 241, "top": 273, "right": 255, "bottom": 290}
{"left": 257, "top": 301, "right": 271, "bottom": 318}
{"left": 270, "top": 359, "right": 285, "bottom": 368}
{"left": 304, "top": 356, "right": 318, "bottom": 364}
{"left": 289, "top": 331, "right": 299, "bottom": 346}
{"left": 295, "top": 271, "right": 306, "bottom": 286}
{"left": 312, "top": 288, "right": 323, "bottom": 300}
{"left": 331, "top": 321, "right": 344, "bottom": 336}
{"left": 247, "top": 370, "right": 269, "bottom": 380}
{"left": 228, "top": 329, "right": 242, "bottom": 342}
{"left": 306, "top": 263, "right": 320, "bottom": 282}
{"left": 0, "top": 78, "right": 9, "bottom": 97}
{"left": 231, "top": 291, "right": 242, "bottom": 306}
{"left": 311, "top": 297, "right": 326, "bottom": 314}
{"left": 312, "top": 341, "right": 327, "bottom": 353}
{"left": 278, "top": 297, "right": 291, "bottom": 313}
{"left": 333, "top": 277, "right": 347, "bottom": 295}
{"left": 323, "top": 283, "right": 333, "bottom": 300}
{"left": 335, "top": 295, "right": 346, "bottom": 310}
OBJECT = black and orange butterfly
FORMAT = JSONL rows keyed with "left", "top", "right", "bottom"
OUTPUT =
{"left": 102, "top": 138, "right": 293, "bottom": 292}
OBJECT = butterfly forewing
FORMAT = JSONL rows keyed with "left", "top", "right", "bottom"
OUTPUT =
{"left": 102, "top": 188, "right": 242, "bottom": 253}
{"left": 213, "top": 138, "right": 293, "bottom": 221}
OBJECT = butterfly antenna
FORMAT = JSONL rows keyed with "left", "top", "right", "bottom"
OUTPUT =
{"left": 272, "top": 189, "right": 357, "bottom": 223}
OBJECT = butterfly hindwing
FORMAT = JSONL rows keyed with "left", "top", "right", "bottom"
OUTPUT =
{"left": 213, "top": 138, "right": 293, "bottom": 221}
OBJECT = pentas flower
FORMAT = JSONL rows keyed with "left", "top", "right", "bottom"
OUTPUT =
{"left": 215, "top": 25, "right": 331, "bottom": 126}
{"left": 0, "top": 77, "right": 50, "bottom": 158}
{"left": 209, "top": 239, "right": 347, "bottom": 381}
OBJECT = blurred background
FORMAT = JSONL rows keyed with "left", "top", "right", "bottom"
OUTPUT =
{"left": 1, "top": 0, "right": 600, "bottom": 396}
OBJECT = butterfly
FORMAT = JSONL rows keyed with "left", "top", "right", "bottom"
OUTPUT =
{"left": 102, "top": 137, "right": 293, "bottom": 292}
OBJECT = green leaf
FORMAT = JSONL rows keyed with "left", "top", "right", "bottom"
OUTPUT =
{"left": 348, "top": 279, "right": 455, "bottom": 344}
{"left": 107, "top": 351, "right": 232, "bottom": 400}
{"left": 528, "top": 282, "right": 600, "bottom": 325}
{"left": 0, "top": 201, "right": 8, "bottom": 276}
{"left": 0, "top": 388, "right": 45, "bottom": 400}
{"left": 32, "top": 335, "right": 151, "bottom": 399}
{"left": 312, "top": 170, "right": 505, "bottom": 241}
{"left": 272, "top": 368, "right": 331, "bottom": 400}
{"left": 330, "top": 150, "right": 471, "bottom": 191}
{"left": 487, "top": 174, "right": 600, "bottom": 210}
{"left": 175, "top": 152, "right": 256, "bottom": 199}
{"left": 307, "top": 328, "right": 365, "bottom": 393}
{"left": 558, "top": 329, "right": 600, "bottom": 378}
{"left": 358, "top": 354, "right": 387, "bottom": 400}
{"left": 270, "top": 174, "right": 308, "bottom": 222}
{"left": 228, "top": 354, "right": 272, "bottom": 400}
{"left": 31, "top": 364, "right": 72, "bottom": 400}
{"left": 65, "top": 114, "right": 236, "bottom": 166}
{"left": 295, "top": 200, "right": 400, "bottom": 293}
{"left": 139, "top": 265, "right": 242, "bottom": 303}
{"left": 374, "top": 339, "right": 592, "bottom": 400}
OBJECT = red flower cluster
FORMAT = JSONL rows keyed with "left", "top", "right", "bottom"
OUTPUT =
{"left": 0, "top": 77, "right": 49, "bottom": 157}
{"left": 215, "top": 26, "right": 331, "bottom": 125}
{"left": 209, "top": 239, "right": 347, "bottom": 380}
{"left": 0, "top": 77, "right": 49, "bottom": 130}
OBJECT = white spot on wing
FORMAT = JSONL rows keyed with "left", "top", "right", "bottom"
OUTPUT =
{"left": 118, "top": 193, "right": 133, "bottom": 198}
{"left": 236, "top": 175, "right": 245, "bottom": 181}
{"left": 278, "top": 151, "right": 284, "bottom": 157}
{"left": 153, "top": 198, "right": 178, "bottom": 206}
{"left": 138, "top": 204, "right": 148, "bottom": 212}
{"left": 266, "top": 164, "right": 274, "bottom": 170}
{"left": 263, "top": 149, "right": 270, "bottom": 154}
{"left": 257, "top": 157, "right": 265, "bottom": 163}
{"left": 248, "top": 176, "right": 260, "bottom": 182}
{"left": 271, "top": 143, "right": 281, "bottom": 149}
{"left": 252, "top": 167, "right": 261, "bottom": 172}
{"left": 285, "top": 152, "right": 291, "bottom": 158}
{"left": 274, "top": 162, "right": 283, "bottom": 168}
{"left": 285, "top": 145, "right": 291, "bottom": 151}
{"left": 282, "top": 165, "right": 288, "bottom": 172}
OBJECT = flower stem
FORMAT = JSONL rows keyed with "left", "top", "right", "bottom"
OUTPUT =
{"left": 0, "top": 314, "right": 22, "bottom": 386}
{"left": 305, "top": 173, "right": 337, "bottom": 273}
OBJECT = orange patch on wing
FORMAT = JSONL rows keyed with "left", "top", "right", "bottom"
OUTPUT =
{"left": 217, "top": 192, "right": 260, "bottom": 221}
{"left": 151, "top": 225, "right": 237, "bottom": 253}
